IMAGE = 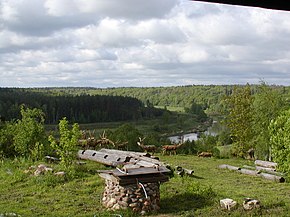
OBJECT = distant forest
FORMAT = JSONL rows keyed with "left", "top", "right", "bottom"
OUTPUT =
{"left": 0, "top": 88, "right": 164, "bottom": 124}
{"left": 1, "top": 85, "right": 289, "bottom": 124}
{"left": 28, "top": 84, "right": 290, "bottom": 114}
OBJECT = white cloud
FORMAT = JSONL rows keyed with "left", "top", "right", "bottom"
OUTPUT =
{"left": 1, "top": 0, "right": 290, "bottom": 87}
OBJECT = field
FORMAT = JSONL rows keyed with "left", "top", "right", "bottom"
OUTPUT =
{"left": 1, "top": 155, "right": 290, "bottom": 217}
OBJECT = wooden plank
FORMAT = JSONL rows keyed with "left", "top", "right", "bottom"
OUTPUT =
{"left": 98, "top": 166, "right": 170, "bottom": 177}
{"left": 118, "top": 174, "right": 169, "bottom": 185}
{"left": 99, "top": 173, "right": 119, "bottom": 183}
{"left": 122, "top": 166, "right": 170, "bottom": 176}
{"left": 128, "top": 159, "right": 160, "bottom": 168}
{"left": 98, "top": 167, "right": 170, "bottom": 177}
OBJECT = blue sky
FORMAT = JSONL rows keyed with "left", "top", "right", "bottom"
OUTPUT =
{"left": 1, "top": 0, "right": 290, "bottom": 87}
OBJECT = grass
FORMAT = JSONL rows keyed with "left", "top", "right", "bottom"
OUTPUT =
{"left": 1, "top": 155, "right": 290, "bottom": 216}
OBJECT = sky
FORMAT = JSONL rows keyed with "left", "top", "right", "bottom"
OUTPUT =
{"left": 1, "top": 0, "right": 290, "bottom": 88}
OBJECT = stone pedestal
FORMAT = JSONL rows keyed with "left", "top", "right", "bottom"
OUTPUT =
{"left": 102, "top": 179, "right": 160, "bottom": 214}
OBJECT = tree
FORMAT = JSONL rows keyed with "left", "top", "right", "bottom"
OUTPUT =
{"left": 110, "top": 124, "right": 142, "bottom": 151}
{"left": 13, "top": 106, "right": 46, "bottom": 159}
{"left": 0, "top": 121, "right": 17, "bottom": 157}
{"left": 269, "top": 109, "right": 290, "bottom": 175}
{"left": 185, "top": 100, "right": 207, "bottom": 121}
{"left": 49, "top": 118, "right": 81, "bottom": 168}
{"left": 224, "top": 85, "right": 253, "bottom": 157}
{"left": 252, "top": 83, "right": 285, "bottom": 160}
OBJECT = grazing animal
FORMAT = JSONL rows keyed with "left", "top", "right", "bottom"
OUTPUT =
{"left": 198, "top": 152, "right": 213, "bottom": 158}
{"left": 137, "top": 137, "right": 157, "bottom": 154}
{"left": 162, "top": 142, "right": 183, "bottom": 155}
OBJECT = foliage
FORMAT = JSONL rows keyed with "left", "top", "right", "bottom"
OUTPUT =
{"left": 185, "top": 100, "right": 208, "bottom": 121}
{"left": 216, "top": 130, "right": 232, "bottom": 146}
{"left": 0, "top": 88, "right": 165, "bottom": 124}
{"left": 49, "top": 118, "right": 81, "bottom": 168}
{"left": 0, "top": 106, "right": 47, "bottom": 159}
{"left": 2, "top": 85, "right": 290, "bottom": 125}
{"left": 13, "top": 106, "right": 47, "bottom": 159}
{"left": 110, "top": 123, "right": 143, "bottom": 151}
{"left": 252, "top": 83, "right": 285, "bottom": 160}
{"left": 224, "top": 85, "right": 254, "bottom": 157}
{"left": 269, "top": 109, "right": 290, "bottom": 176}
{"left": 194, "top": 134, "right": 220, "bottom": 157}
{"left": 0, "top": 121, "right": 16, "bottom": 157}
{"left": 178, "top": 140, "right": 197, "bottom": 155}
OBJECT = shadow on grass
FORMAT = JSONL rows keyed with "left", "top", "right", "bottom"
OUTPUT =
{"left": 191, "top": 175, "right": 204, "bottom": 179}
{"left": 160, "top": 192, "right": 215, "bottom": 214}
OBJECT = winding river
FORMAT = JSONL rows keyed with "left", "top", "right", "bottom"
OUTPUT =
{"left": 168, "top": 118, "right": 224, "bottom": 143}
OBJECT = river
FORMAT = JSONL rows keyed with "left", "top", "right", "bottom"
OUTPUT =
{"left": 168, "top": 118, "right": 224, "bottom": 143}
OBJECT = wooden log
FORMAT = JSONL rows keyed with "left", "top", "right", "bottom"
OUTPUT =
{"left": 218, "top": 164, "right": 241, "bottom": 171}
{"left": 255, "top": 166, "right": 276, "bottom": 172}
{"left": 183, "top": 168, "right": 194, "bottom": 175}
{"left": 243, "top": 165, "right": 283, "bottom": 176}
{"left": 220, "top": 164, "right": 285, "bottom": 183}
{"left": 99, "top": 148, "right": 163, "bottom": 165}
{"left": 258, "top": 172, "right": 285, "bottom": 183}
{"left": 254, "top": 160, "right": 277, "bottom": 169}
{"left": 77, "top": 150, "right": 129, "bottom": 166}
{"left": 239, "top": 168, "right": 258, "bottom": 176}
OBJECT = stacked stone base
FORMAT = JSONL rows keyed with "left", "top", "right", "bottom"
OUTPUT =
{"left": 102, "top": 180, "right": 160, "bottom": 214}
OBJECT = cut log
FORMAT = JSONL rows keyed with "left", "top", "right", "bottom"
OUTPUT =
{"left": 219, "top": 164, "right": 285, "bottom": 183}
{"left": 239, "top": 168, "right": 258, "bottom": 176}
{"left": 254, "top": 160, "right": 277, "bottom": 169}
{"left": 258, "top": 172, "right": 285, "bottom": 183}
{"left": 218, "top": 164, "right": 241, "bottom": 171}
{"left": 243, "top": 165, "right": 283, "bottom": 176}
{"left": 174, "top": 166, "right": 194, "bottom": 176}
{"left": 255, "top": 166, "right": 276, "bottom": 172}
{"left": 183, "top": 168, "right": 194, "bottom": 175}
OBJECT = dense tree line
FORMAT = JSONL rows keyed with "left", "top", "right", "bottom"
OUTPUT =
{"left": 0, "top": 88, "right": 165, "bottom": 124}
{"left": 30, "top": 85, "right": 290, "bottom": 115}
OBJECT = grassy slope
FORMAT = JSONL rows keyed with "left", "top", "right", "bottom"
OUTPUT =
{"left": 0, "top": 156, "right": 289, "bottom": 217}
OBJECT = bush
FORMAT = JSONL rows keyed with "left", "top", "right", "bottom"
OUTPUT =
{"left": 194, "top": 134, "right": 219, "bottom": 157}
{"left": 269, "top": 109, "right": 290, "bottom": 176}
{"left": 0, "top": 106, "right": 48, "bottom": 159}
{"left": 49, "top": 118, "right": 81, "bottom": 168}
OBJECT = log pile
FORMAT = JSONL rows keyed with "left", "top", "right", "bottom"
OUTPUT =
{"left": 102, "top": 179, "right": 160, "bottom": 214}
{"left": 218, "top": 160, "right": 285, "bottom": 183}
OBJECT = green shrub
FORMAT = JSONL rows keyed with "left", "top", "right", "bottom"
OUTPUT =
{"left": 49, "top": 118, "right": 81, "bottom": 168}
{"left": 269, "top": 108, "right": 290, "bottom": 177}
